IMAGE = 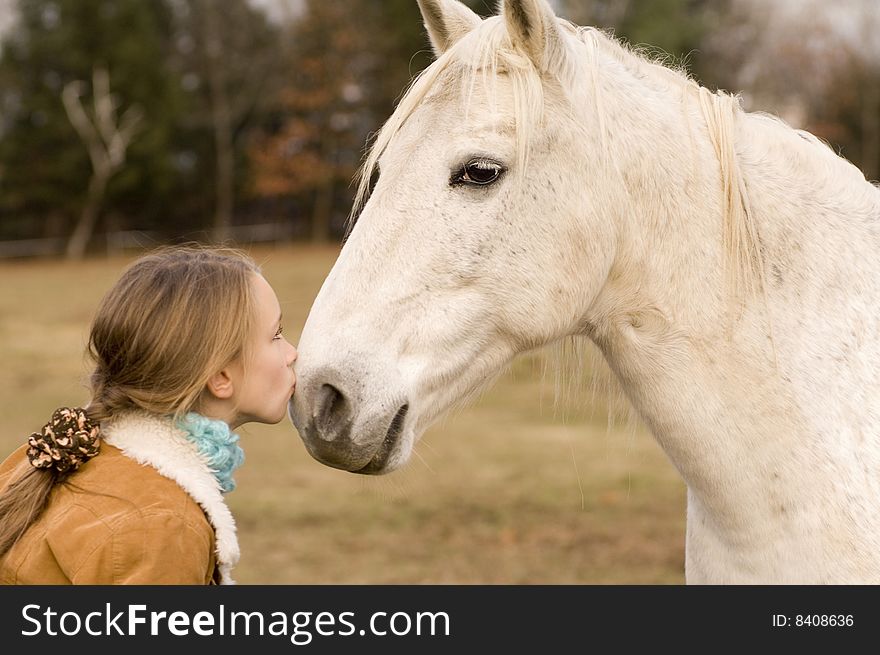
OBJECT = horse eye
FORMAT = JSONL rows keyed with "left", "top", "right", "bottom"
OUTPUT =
{"left": 451, "top": 158, "right": 505, "bottom": 187}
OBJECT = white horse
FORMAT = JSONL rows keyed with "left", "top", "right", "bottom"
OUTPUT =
{"left": 289, "top": 0, "right": 880, "bottom": 583}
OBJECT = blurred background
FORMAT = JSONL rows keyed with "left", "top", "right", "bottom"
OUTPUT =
{"left": 0, "top": 0, "right": 877, "bottom": 255}
{"left": 0, "top": 0, "right": 877, "bottom": 583}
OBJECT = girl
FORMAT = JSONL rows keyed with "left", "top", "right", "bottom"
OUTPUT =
{"left": 0, "top": 245, "right": 298, "bottom": 584}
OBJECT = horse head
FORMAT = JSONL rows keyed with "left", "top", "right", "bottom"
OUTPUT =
{"left": 289, "top": 0, "right": 613, "bottom": 473}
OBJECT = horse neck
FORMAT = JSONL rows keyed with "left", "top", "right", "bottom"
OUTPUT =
{"left": 578, "top": 51, "right": 880, "bottom": 540}
{"left": 580, "top": 53, "right": 738, "bottom": 334}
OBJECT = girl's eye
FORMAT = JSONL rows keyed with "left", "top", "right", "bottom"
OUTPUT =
{"left": 274, "top": 325, "right": 284, "bottom": 340}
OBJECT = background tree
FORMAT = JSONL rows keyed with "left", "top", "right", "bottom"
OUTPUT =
{"left": 61, "top": 67, "right": 142, "bottom": 258}
{"left": 0, "top": 0, "right": 875, "bottom": 253}
{"left": 702, "top": 0, "right": 880, "bottom": 180}
{"left": 0, "top": 0, "right": 182, "bottom": 247}
{"left": 820, "top": 4, "right": 880, "bottom": 181}
{"left": 556, "top": 0, "right": 724, "bottom": 82}
{"left": 169, "top": 0, "right": 287, "bottom": 242}
{"left": 247, "top": 0, "right": 484, "bottom": 242}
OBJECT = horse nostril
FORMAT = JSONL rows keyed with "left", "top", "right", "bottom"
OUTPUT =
{"left": 315, "top": 383, "right": 349, "bottom": 439}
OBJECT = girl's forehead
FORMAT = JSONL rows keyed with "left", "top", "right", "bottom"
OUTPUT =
{"left": 251, "top": 273, "right": 281, "bottom": 319}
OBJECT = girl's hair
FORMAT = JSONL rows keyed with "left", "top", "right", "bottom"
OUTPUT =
{"left": 0, "top": 244, "right": 261, "bottom": 558}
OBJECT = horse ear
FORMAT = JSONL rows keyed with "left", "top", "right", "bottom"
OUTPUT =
{"left": 417, "top": 0, "right": 482, "bottom": 56}
{"left": 501, "top": 0, "right": 566, "bottom": 72}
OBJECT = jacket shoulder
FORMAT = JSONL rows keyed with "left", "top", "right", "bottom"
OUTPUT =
{"left": 1, "top": 444, "right": 217, "bottom": 584}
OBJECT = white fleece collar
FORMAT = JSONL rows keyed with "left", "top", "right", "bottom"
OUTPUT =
{"left": 100, "top": 409, "right": 239, "bottom": 584}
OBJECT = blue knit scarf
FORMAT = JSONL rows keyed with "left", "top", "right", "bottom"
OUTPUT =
{"left": 177, "top": 412, "right": 245, "bottom": 493}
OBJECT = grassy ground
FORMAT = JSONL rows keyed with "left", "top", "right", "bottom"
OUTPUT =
{"left": 0, "top": 243, "right": 686, "bottom": 584}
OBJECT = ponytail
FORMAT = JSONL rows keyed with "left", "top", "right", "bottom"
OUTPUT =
{"left": 0, "top": 463, "right": 58, "bottom": 558}
{"left": 0, "top": 407, "right": 100, "bottom": 558}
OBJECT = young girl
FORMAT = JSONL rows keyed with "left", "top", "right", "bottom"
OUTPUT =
{"left": 0, "top": 245, "right": 298, "bottom": 584}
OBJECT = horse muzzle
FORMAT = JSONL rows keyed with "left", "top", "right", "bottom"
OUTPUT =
{"left": 289, "top": 367, "right": 410, "bottom": 474}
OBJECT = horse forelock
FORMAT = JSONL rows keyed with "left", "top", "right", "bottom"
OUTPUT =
{"left": 350, "top": 18, "right": 546, "bottom": 228}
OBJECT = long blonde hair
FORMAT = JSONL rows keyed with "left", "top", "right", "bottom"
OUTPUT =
{"left": 0, "top": 244, "right": 260, "bottom": 558}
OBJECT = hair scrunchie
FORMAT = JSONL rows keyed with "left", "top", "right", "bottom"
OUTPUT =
{"left": 27, "top": 407, "right": 101, "bottom": 474}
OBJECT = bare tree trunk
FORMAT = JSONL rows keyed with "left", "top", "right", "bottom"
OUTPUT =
{"left": 61, "top": 68, "right": 142, "bottom": 260}
{"left": 201, "top": 0, "right": 235, "bottom": 243}
{"left": 66, "top": 171, "right": 109, "bottom": 259}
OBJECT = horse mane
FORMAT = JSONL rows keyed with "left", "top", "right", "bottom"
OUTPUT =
{"left": 574, "top": 24, "right": 767, "bottom": 300}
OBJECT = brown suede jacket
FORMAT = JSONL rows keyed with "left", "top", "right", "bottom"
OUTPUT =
{"left": 0, "top": 410, "right": 239, "bottom": 585}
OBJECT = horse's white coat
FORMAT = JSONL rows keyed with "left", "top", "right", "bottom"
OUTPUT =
{"left": 290, "top": 0, "right": 880, "bottom": 583}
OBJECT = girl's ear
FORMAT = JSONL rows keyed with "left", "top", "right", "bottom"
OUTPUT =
{"left": 205, "top": 369, "right": 235, "bottom": 400}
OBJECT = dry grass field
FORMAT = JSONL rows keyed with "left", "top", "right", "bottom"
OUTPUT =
{"left": 0, "top": 243, "right": 686, "bottom": 584}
